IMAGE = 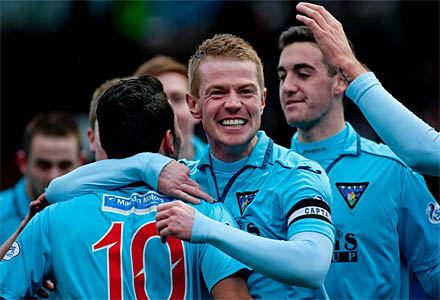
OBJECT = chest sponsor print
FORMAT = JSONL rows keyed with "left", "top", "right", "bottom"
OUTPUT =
{"left": 236, "top": 190, "right": 259, "bottom": 215}
{"left": 335, "top": 182, "right": 369, "bottom": 210}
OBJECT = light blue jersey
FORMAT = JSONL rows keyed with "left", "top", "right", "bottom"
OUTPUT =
{"left": 0, "top": 184, "right": 247, "bottom": 299}
{"left": 45, "top": 131, "right": 335, "bottom": 299}
{"left": 184, "top": 131, "right": 335, "bottom": 299}
{"left": 347, "top": 72, "right": 440, "bottom": 176}
{"left": 192, "top": 135, "right": 208, "bottom": 161}
{"left": 291, "top": 123, "right": 440, "bottom": 299}
{"left": 0, "top": 178, "right": 31, "bottom": 244}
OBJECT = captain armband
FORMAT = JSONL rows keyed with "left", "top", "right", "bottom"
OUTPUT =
{"left": 287, "top": 197, "right": 332, "bottom": 227}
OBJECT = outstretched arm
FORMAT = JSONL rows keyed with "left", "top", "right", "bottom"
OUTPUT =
{"left": 347, "top": 73, "right": 440, "bottom": 176}
{"left": 156, "top": 201, "right": 332, "bottom": 289}
{"left": 0, "top": 193, "right": 49, "bottom": 260}
{"left": 296, "top": 2, "right": 440, "bottom": 176}
{"left": 46, "top": 153, "right": 213, "bottom": 204}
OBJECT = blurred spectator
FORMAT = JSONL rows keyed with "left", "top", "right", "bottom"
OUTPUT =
{"left": 134, "top": 55, "right": 208, "bottom": 160}
{"left": 0, "top": 111, "right": 85, "bottom": 244}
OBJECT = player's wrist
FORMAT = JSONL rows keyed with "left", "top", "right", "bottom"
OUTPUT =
{"left": 337, "top": 58, "right": 368, "bottom": 86}
{"left": 190, "top": 209, "right": 211, "bottom": 243}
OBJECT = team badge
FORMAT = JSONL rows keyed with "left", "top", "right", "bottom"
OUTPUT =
{"left": 426, "top": 201, "right": 440, "bottom": 224}
{"left": 336, "top": 182, "right": 369, "bottom": 210}
{"left": 236, "top": 190, "right": 258, "bottom": 214}
{"left": 3, "top": 241, "right": 20, "bottom": 261}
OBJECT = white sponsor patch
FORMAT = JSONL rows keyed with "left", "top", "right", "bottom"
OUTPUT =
{"left": 3, "top": 241, "right": 20, "bottom": 261}
{"left": 102, "top": 191, "right": 172, "bottom": 215}
{"left": 288, "top": 206, "right": 332, "bottom": 225}
{"left": 426, "top": 201, "right": 440, "bottom": 224}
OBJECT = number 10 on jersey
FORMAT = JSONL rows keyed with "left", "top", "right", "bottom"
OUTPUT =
{"left": 92, "top": 221, "right": 186, "bottom": 299}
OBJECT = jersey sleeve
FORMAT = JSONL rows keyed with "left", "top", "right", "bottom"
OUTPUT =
{"left": 197, "top": 203, "right": 250, "bottom": 292}
{"left": 281, "top": 159, "right": 335, "bottom": 243}
{"left": 346, "top": 72, "right": 440, "bottom": 176}
{"left": 398, "top": 169, "right": 440, "bottom": 298}
{"left": 0, "top": 208, "right": 53, "bottom": 298}
{"left": 46, "top": 152, "right": 172, "bottom": 203}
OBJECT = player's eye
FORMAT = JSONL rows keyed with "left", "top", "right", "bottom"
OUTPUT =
{"left": 298, "top": 73, "right": 310, "bottom": 78}
{"left": 58, "top": 161, "right": 74, "bottom": 171}
{"left": 35, "top": 160, "right": 52, "bottom": 171}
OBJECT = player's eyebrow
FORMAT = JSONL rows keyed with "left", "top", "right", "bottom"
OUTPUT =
{"left": 293, "top": 63, "right": 315, "bottom": 72}
{"left": 277, "top": 63, "right": 316, "bottom": 73}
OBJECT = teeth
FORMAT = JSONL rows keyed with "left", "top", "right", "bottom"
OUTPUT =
{"left": 221, "top": 119, "right": 245, "bottom": 126}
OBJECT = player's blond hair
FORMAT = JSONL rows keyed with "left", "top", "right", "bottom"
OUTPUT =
{"left": 133, "top": 55, "right": 187, "bottom": 78}
{"left": 188, "top": 34, "right": 265, "bottom": 98}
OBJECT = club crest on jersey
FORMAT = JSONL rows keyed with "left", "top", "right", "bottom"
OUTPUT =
{"left": 426, "top": 201, "right": 440, "bottom": 224}
{"left": 102, "top": 191, "right": 172, "bottom": 215}
{"left": 336, "top": 182, "right": 369, "bottom": 210}
{"left": 3, "top": 241, "right": 20, "bottom": 261}
{"left": 236, "top": 190, "right": 258, "bottom": 214}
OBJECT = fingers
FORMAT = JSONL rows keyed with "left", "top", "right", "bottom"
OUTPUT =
{"left": 43, "top": 280, "right": 55, "bottom": 291}
{"left": 156, "top": 202, "right": 180, "bottom": 242}
{"left": 296, "top": 2, "right": 328, "bottom": 31}
{"left": 159, "top": 162, "right": 213, "bottom": 203}
{"left": 155, "top": 201, "right": 193, "bottom": 243}
{"left": 173, "top": 184, "right": 214, "bottom": 204}
{"left": 36, "top": 288, "right": 50, "bottom": 298}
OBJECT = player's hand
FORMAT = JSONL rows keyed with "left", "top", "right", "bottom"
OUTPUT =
{"left": 156, "top": 201, "right": 195, "bottom": 243}
{"left": 158, "top": 161, "right": 214, "bottom": 204}
{"left": 33, "top": 279, "right": 55, "bottom": 299}
{"left": 30, "top": 193, "right": 50, "bottom": 219}
{"left": 295, "top": 2, "right": 367, "bottom": 82}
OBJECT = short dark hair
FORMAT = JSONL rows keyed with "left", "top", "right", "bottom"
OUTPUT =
{"left": 96, "top": 75, "right": 176, "bottom": 159}
{"left": 24, "top": 111, "right": 81, "bottom": 157}
{"left": 278, "top": 25, "right": 355, "bottom": 76}
{"left": 89, "top": 78, "right": 127, "bottom": 131}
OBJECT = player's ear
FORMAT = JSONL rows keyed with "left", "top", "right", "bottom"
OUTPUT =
{"left": 159, "top": 130, "right": 176, "bottom": 158}
{"left": 260, "top": 88, "right": 267, "bottom": 116}
{"left": 186, "top": 92, "right": 202, "bottom": 120}
{"left": 334, "top": 74, "right": 348, "bottom": 96}
{"left": 87, "top": 127, "right": 96, "bottom": 153}
{"left": 16, "top": 149, "right": 27, "bottom": 175}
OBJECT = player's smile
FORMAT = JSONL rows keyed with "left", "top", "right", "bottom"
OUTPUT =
{"left": 219, "top": 118, "right": 247, "bottom": 127}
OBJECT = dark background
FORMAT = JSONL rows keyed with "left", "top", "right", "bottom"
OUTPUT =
{"left": 1, "top": 1, "right": 438, "bottom": 197}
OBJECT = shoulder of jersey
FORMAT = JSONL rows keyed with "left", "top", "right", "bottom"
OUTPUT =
{"left": 271, "top": 143, "right": 316, "bottom": 169}
{"left": 359, "top": 136, "right": 408, "bottom": 168}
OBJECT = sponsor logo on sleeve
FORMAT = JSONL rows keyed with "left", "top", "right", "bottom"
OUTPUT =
{"left": 102, "top": 191, "right": 172, "bottom": 215}
{"left": 335, "top": 182, "right": 369, "bottom": 210}
{"left": 236, "top": 190, "right": 259, "bottom": 215}
{"left": 426, "top": 201, "right": 440, "bottom": 224}
{"left": 3, "top": 241, "right": 20, "bottom": 261}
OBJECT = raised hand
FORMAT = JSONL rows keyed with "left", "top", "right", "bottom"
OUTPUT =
{"left": 296, "top": 2, "right": 368, "bottom": 83}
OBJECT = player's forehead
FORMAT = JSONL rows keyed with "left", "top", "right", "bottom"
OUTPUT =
{"left": 29, "top": 134, "right": 79, "bottom": 158}
{"left": 198, "top": 57, "right": 260, "bottom": 91}
{"left": 157, "top": 72, "right": 188, "bottom": 93}
{"left": 278, "top": 42, "right": 324, "bottom": 71}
